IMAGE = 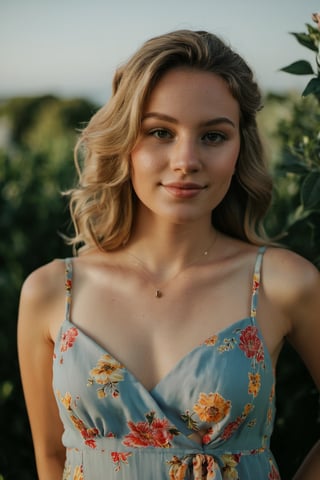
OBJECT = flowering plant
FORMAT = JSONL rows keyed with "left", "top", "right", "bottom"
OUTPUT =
{"left": 281, "top": 13, "right": 320, "bottom": 100}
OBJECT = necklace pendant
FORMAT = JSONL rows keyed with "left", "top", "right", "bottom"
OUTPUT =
{"left": 155, "top": 289, "right": 162, "bottom": 298}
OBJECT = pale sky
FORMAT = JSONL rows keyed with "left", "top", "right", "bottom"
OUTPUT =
{"left": 1, "top": 0, "right": 320, "bottom": 104}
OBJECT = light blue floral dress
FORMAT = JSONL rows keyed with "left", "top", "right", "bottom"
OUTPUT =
{"left": 53, "top": 246, "right": 281, "bottom": 479}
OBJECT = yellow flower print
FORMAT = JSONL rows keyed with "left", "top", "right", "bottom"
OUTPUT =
{"left": 88, "top": 354, "right": 125, "bottom": 398}
{"left": 221, "top": 453, "right": 240, "bottom": 479}
{"left": 193, "top": 392, "right": 231, "bottom": 423}
{"left": 73, "top": 465, "right": 84, "bottom": 480}
{"left": 57, "top": 391, "right": 72, "bottom": 410}
{"left": 89, "top": 354, "right": 124, "bottom": 384}
{"left": 248, "top": 372, "right": 261, "bottom": 397}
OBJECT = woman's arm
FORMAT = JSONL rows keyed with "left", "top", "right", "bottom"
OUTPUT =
{"left": 293, "top": 440, "right": 320, "bottom": 480}
{"left": 17, "top": 261, "right": 66, "bottom": 479}
{"left": 266, "top": 248, "right": 320, "bottom": 479}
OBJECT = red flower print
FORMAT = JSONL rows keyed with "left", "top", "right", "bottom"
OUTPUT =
{"left": 123, "top": 411, "right": 179, "bottom": 448}
{"left": 65, "top": 278, "right": 72, "bottom": 291}
{"left": 268, "top": 459, "right": 280, "bottom": 480}
{"left": 238, "top": 326, "right": 264, "bottom": 363}
{"left": 202, "top": 427, "right": 214, "bottom": 445}
{"left": 252, "top": 272, "right": 259, "bottom": 293}
{"left": 221, "top": 403, "right": 253, "bottom": 440}
{"left": 70, "top": 415, "right": 99, "bottom": 448}
{"left": 60, "top": 327, "right": 78, "bottom": 352}
{"left": 111, "top": 452, "right": 132, "bottom": 472}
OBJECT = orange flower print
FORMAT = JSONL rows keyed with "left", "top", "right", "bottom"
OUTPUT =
{"left": 238, "top": 326, "right": 264, "bottom": 363}
{"left": 123, "top": 411, "right": 179, "bottom": 448}
{"left": 221, "top": 453, "right": 241, "bottom": 479}
{"left": 204, "top": 335, "right": 218, "bottom": 346}
{"left": 193, "top": 392, "right": 231, "bottom": 423}
{"left": 60, "top": 327, "right": 78, "bottom": 353}
{"left": 168, "top": 455, "right": 189, "bottom": 480}
{"left": 248, "top": 372, "right": 261, "bottom": 397}
{"left": 88, "top": 354, "right": 125, "bottom": 399}
{"left": 111, "top": 451, "right": 132, "bottom": 472}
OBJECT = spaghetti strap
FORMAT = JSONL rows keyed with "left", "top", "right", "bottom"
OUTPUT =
{"left": 250, "top": 246, "right": 266, "bottom": 320}
{"left": 64, "top": 258, "right": 73, "bottom": 322}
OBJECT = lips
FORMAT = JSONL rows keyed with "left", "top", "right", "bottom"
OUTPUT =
{"left": 161, "top": 182, "right": 206, "bottom": 199}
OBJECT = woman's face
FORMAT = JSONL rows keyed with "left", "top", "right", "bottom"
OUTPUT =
{"left": 130, "top": 67, "right": 241, "bottom": 225}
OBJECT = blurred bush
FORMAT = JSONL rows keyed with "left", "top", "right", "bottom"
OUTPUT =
{"left": 266, "top": 17, "right": 320, "bottom": 479}
{"left": 0, "top": 95, "right": 97, "bottom": 479}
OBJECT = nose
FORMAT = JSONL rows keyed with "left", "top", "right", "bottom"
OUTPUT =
{"left": 170, "top": 136, "right": 201, "bottom": 174}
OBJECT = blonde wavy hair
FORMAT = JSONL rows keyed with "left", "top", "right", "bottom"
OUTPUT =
{"left": 67, "top": 30, "right": 272, "bottom": 252}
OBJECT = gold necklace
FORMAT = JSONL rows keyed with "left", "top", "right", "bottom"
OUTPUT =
{"left": 128, "top": 234, "right": 217, "bottom": 298}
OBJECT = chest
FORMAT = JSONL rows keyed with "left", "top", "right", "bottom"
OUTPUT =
{"left": 69, "top": 269, "right": 255, "bottom": 390}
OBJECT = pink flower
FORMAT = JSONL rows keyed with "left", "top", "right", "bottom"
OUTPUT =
{"left": 239, "top": 326, "right": 264, "bottom": 362}
{"left": 60, "top": 327, "right": 78, "bottom": 352}
{"left": 312, "top": 13, "right": 320, "bottom": 29}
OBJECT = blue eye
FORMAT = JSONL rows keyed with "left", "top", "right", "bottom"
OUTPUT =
{"left": 203, "top": 132, "right": 226, "bottom": 144}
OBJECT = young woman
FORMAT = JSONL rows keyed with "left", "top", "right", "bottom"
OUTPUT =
{"left": 18, "top": 30, "right": 320, "bottom": 480}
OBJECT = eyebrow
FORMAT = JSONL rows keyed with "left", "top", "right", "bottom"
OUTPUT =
{"left": 142, "top": 112, "right": 236, "bottom": 128}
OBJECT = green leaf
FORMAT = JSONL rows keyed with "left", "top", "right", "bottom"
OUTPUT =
{"left": 301, "top": 172, "right": 320, "bottom": 208}
{"left": 281, "top": 60, "right": 314, "bottom": 75}
{"left": 302, "top": 77, "right": 320, "bottom": 97}
{"left": 306, "top": 23, "right": 320, "bottom": 36}
{"left": 290, "top": 32, "right": 318, "bottom": 52}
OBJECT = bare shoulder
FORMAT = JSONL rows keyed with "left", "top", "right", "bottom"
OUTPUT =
{"left": 263, "top": 246, "right": 320, "bottom": 334}
{"left": 21, "top": 259, "right": 65, "bottom": 305}
{"left": 263, "top": 246, "right": 319, "bottom": 300}
{"left": 18, "top": 259, "right": 67, "bottom": 342}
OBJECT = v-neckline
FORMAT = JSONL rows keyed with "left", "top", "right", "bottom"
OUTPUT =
{"left": 57, "top": 316, "right": 271, "bottom": 394}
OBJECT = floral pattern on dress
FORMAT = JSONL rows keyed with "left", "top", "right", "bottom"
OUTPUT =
{"left": 87, "top": 353, "right": 125, "bottom": 399}
{"left": 123, "top": 411, "right": 179, "bottom": 448}
{"left": 193, "top": 392, "right": 231, "bottom": 423}
{"left": 57, "top": 390, "right": 100, "bottom": 448}
{"left": 220, "top": 403, "right": 254, "bottom": 442}
{"left": 167, "top": 454, "right": 219, "bottom": 480}
{"left": 221, "top": 453, "right": 241, "bottom": 479}
{"left": 248, "top": 372, "right": 261, "bottom": 397}
{"left": 57, "top": 326, "right": 79, "bottom": 364}
{"left": 111, "top": 451, "right": 132, "bottom": 472}
{"left": 268, "top": 458, "right": 281, "bottom": 479}
{"left": 63, "top": 464, "right": 84, "bottom": 480}
{"left": 238, "top": 326, "right": 264, "bottom": 365}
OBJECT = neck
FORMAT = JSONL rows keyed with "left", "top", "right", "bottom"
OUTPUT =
{"left": 125, "top": 221, "right": 218, "bottom": 283}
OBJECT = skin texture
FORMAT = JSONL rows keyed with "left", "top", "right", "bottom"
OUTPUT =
{"left": 18, "top": 68, "right": 320, "bottom": 479}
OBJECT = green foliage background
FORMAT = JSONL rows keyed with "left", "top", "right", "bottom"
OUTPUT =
{"left": 0, "top": 21, "right": 319, "bottom": 480}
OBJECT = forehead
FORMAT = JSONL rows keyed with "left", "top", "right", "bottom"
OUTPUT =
{"left": 144, "top": 67, "right": 239, "bottom": 121}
